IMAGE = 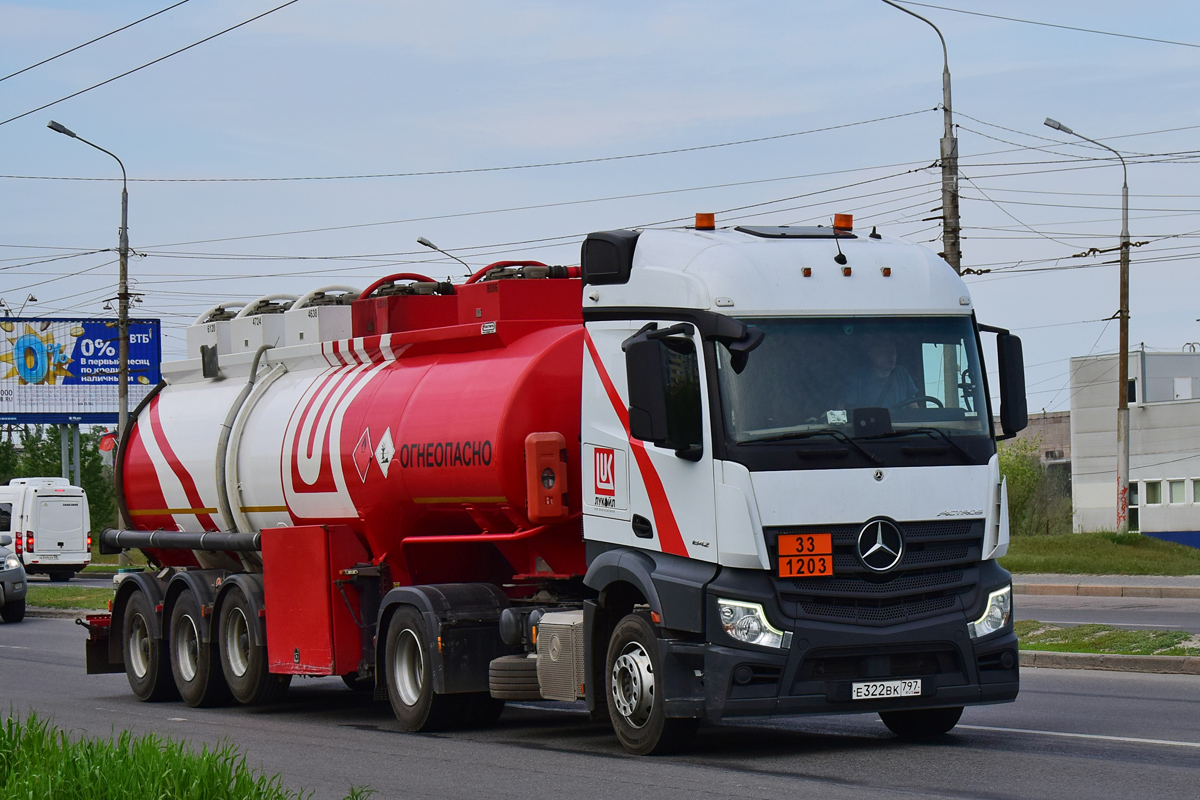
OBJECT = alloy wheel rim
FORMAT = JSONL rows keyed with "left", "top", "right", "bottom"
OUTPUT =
{"left": 176, "top": 614, "right": 200, "bottom": 682}
{"left": 225, "top": 608, "right": 251, "bottom": 678}
{"left": 610, "top": 641, "right": 655, "bottom": 729}
{"left": 392, "top": 629, "right": 424, "bottom": 707}
{"left": 128, "top": 613, "right": 150, "bottom": 678}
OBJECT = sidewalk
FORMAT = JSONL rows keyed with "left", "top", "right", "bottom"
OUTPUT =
{"left": 1013, "top": 574, "right": 1200, "bottom": 599}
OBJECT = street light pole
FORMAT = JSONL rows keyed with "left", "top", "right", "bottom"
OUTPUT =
{"left": 880, "top": 0, "right": 961, "bottom": 273}
{"left": 1044, "top": 117, "right": 1131, "bottom": 533}
{"left": 47, "top": 120, "right": 132, "bottom": 532}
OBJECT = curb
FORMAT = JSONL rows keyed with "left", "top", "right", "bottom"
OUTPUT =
{"left": 1020, "top": 650, "right": 1200, "bottom": 675}
{"left": 25, "top": 607, "right": 99, "bottom": 619}
{"left": 1014, "top": 583, "right": 1200, "bottom": 599}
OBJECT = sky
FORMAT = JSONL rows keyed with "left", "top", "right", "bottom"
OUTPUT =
{"left": 2, "top": 0, "right": 1200, "bottom": 414}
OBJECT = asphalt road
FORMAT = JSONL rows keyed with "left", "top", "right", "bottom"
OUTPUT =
{"left": 3, "top": 617, "right": 1199, "bottom": 800}
{"left": 1015, "top": 595, "right": 1200, "bottom": 634}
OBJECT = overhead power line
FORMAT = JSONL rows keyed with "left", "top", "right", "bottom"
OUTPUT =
{"left": 0, "top": 108, "right": 936, "bottom": 181}
{"left": 0, "top": 0, "right": 302, "bottom": 128}
{"left": 0, "top": 1, "right": 191, "bottom": 84}
{"left": 894, "top": 2, "right": 1200, "bottom": 49}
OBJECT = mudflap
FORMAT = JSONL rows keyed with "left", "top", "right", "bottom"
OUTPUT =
{"left": 77, "top": 614, "right": 123, "bottom": 674}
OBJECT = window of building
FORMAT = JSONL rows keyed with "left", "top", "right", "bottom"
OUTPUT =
{"left": 1169, "top": 480, "right": 1185, "bottom": 504}
{"left": 1193, "top": 478, "right": 1200, "bottom": 504}
{"left": 1128, "top": 483, "right": 1139, "bottom": 533}
{"left": 1145, "top": 481, "right": 1162, "bottom": 505}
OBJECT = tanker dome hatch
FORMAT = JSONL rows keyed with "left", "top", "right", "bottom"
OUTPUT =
{"left": 587, "top": 225, "right": 971, "bottom": 318}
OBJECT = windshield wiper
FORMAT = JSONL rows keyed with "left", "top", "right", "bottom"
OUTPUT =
{"left": 746, "top": 428, "right": 882, "bottom": 464}
{"left": 862, "top": 427, "right": 973, "bottom": 461}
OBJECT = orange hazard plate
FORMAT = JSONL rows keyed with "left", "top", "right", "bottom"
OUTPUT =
{"left": 777, "top": 533, "right": 833, "bottom": 578}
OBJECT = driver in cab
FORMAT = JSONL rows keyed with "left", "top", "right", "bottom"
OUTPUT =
{"left": 840, "top": 336, "right": 918, "bottom": 410}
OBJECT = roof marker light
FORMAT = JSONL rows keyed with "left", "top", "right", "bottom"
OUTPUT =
{"left": 833, "top": 213, "right": 853, "bottom": 231}
{"left": 695, "top": 212, "right": 715, "bottom": 230}
{"left": 802, "top": 267, "right": 812, "bottom": 277}
{"left": 841, "top": 267, "right": 852, "bottom": 277}
{"left": 881, "top": 267, "right": 891, "bottom": 277}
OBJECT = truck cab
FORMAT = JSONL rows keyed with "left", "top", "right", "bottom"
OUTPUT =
{"left": 577, "top": 220, "right": 1026, "bottom": 751}
{"left": 2, "top": 478, "right": 92, "bottom": 581}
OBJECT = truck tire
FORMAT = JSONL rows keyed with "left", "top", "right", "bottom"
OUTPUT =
{"left": 1, "top": 599, "right": 26, "bottom": 623}
{"left": 605, "top": 613, "right": 697, "bottom": 755}
{"left": 169, "top": 590, "right": 230, "bottom": 707}
{"left": 218, "top": 586, "right": 290, "bottom": 705}
{"left": 879, "top": 706, "right": 964, "bottom": 739}
{"left": 488, "top": 654, "right": 541, "bottom": 700}
{"left": 123, "top": 590, "right": 177, "bottom": 702}
{"left": 384, "top": 606, "right": 457, "bottom": 731}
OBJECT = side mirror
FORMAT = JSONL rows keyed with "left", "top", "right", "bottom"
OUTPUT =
{"left": 0, "top": 534, "right": 11, "bottom": 547}
{"left": 996, "top": 333, "right": 1028, "bottom": 438}
{"left": 623, "top": 323, "right": 704, "bottom": 460}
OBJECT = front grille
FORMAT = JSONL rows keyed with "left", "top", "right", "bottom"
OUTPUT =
{"left": 768, "top": 520, "right": 983, "bottom": 626}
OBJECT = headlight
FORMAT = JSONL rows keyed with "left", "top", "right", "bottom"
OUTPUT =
{"left": 3, "top": 554, "right": 19, "bottom": 571}
{"left": 717, "top": 599, "right": 792, "bottom": 649}
{"left": 969, "top": 585, "right": 1012, "bottom": 639}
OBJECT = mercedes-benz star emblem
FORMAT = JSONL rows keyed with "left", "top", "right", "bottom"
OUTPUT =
{"left": 857, "top": 520, "right": 904, "bottom": 572}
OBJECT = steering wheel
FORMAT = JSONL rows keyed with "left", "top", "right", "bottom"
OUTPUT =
{"left": 890, "top": 394, "right": 944, "bottom": 411}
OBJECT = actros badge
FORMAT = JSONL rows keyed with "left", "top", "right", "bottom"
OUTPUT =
{"left": 856, "top": 519, "right": 904, "bottom": 573}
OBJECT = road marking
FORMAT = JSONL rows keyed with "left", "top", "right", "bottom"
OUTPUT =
{"left": 959, "top": 724, "right": 1200, "bottom": 749}
{"left": 0, "top": 644, "right": 30, "bottom": 650}
{"left": 167, "top": 717, "right": 188, "bottom": 722}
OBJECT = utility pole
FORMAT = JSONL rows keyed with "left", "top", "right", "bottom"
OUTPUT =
{"left": 1045, "top": 117, "right": 1131, "bottom": 532}
{"left": 880, "top": 0, "right": 961, "bottom": 273}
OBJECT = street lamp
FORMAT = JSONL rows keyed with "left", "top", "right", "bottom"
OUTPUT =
{"left": 47, "top": 120, "right": 132, "bottom": 534}
{"left": 417, "top": 236, "right": 472, "bottom": 276}
{"left": 880, "top": 0, "right": 961, "bottom": 273}
{"left": 47, "top": 118, "right": 132, "bottom": 448}
{"left": 1044, "top": 116, "right": 1132, "bottom": 533}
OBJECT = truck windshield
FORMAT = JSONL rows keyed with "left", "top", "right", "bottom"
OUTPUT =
{"left": 715, "top": 316, "right": 990, "bottom": 443}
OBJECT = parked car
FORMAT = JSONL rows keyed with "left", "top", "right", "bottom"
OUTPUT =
{"left": 1, "top": 533, "right": 27, "bottom": 623}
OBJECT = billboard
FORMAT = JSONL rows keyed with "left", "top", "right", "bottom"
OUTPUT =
{"left": 0, "top": 317, "right": 161, "bottom": 424}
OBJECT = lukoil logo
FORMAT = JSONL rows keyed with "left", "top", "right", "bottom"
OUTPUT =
{"left": 594, "top": 447, "right": 616, "bottom": 497}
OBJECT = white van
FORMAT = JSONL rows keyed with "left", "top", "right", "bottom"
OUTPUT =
{"left": 0, "top": 478, "right": 92, "bottom": 581}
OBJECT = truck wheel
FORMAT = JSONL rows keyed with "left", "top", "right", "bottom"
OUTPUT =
{"left": 605, "top": 613, "right": 697, "bottom": 755}
{"left": 169, "top": 591, "right": 230, "bottom": 707}
{"left": 384, "top": 607, "right": 456, "bottom": 731}
{"left": 488, "top": 654, "right": 541, "bottom": 700}
{"left": 880, "top": 706, "right": 964, "bottom": 739}
{"left": 1, "top": 599, "right": 26, "bottom": 623}
{"left": 218, "top": 586, "right": 290, "bottom": 705}
{"left": 123, "top": 590, "right": 177, "bottom": 702}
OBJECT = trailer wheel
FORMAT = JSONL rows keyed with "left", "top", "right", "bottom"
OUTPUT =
{"left": 1, "top": 599, "right": 26, "bottom": 623}
{"left": 605, "top": 613, "right": 697, "bottom": 755}
{"left": 122, "top": 590, "right": 177, "bottom": 702}
{"left": 169, "top": 591, "right": 230, "bottom": 707}
{"left": 218, "top": 586, "right": 290, "bottom": 705}
{"left": 879, "top": 707, "right": 964, "bottom": 739}
{"left": 384, "top": 607, "right": 456, "bottom": 731}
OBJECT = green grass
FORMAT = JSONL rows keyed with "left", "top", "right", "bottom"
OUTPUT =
{"left": 0, "top": 713, "right": 375, "bottom": 800}
{"left": 24, "top": 585, "right": 113, "bottom": 610}
{"left": 1016, "top": 619, "right": 1200, "bottom": 656}
{"left": 1000, "top": 531, "right": 1200, "bottom": 575}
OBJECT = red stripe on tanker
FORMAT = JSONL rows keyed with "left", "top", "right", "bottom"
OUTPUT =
{"left": 147, "top": 396, "right": 221, "bottom": 532}
{"left": 583, "top": 329, "right": 689, "bottom": 558}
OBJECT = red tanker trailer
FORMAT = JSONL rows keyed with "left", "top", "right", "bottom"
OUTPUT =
{"left": 85, "top": 219, "right": 1029, "bottom": 754}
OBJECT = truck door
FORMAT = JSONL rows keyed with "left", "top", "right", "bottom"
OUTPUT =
{"left": 582, "top": 319, "right": 717, "bottom": 562}
{"left": 34, "top": 497, "right": 86, "bottom": 554}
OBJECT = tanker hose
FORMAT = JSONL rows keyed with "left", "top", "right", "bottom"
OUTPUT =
{"left": 100, "top": 529, "right": 261, "bottom": 554}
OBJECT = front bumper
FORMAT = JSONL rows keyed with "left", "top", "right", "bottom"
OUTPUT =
{"left": 1, "top": 567, "right": 28, "bottom": 605}
{"left": 657, "top": 562, "right": 1019, "bottom": 721}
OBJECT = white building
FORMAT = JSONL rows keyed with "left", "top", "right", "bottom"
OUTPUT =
{"left": 1070, "top": 349, "right": 1200, "bottom": 547}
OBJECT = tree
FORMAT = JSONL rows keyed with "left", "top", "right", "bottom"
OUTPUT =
{"left": 998, "top": 434, "right": 1071, "bottom": 536}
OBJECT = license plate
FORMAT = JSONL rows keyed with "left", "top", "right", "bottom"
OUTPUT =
{"left": 851, "top": 679, "right": 922, "bottom": 700}
{"left": 777, "top": 533, "right": 833, "bottom": 577}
